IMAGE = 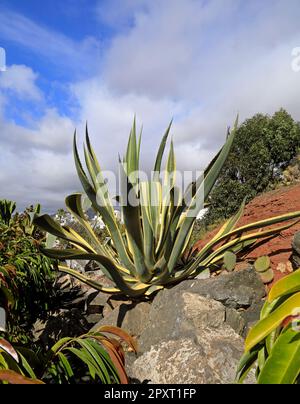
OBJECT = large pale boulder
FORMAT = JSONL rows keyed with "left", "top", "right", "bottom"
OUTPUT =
{"left": 129, "top": 293, "right": 255, "bottom": 384}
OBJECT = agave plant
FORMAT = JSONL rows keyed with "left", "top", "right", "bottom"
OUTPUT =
{"left": 237, "top": 268, "right": 300, "bottom": 384}
{"left": 35, "top": 119, "right": 300, "bottom": 298}
{"left": 0, "top": 326, "right": 136, "bottom": 384}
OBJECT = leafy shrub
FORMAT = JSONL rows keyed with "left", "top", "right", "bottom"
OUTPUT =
{"left": 0, "top": 202, "right": 55, "bottom": 341}
{"left": 205, "top": 109, "right": 300, "bottom": 226}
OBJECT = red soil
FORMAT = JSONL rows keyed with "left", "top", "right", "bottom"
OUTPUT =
{"left": 194, "top": 183, "right": 300, "bottom": 287}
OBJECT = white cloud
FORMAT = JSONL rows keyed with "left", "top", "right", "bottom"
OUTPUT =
{"left": 0, "top": 64, "right": 77, "bottom": 210}
{"left": 95, "top": 0, "right": 150, "bottom": 28}
{"left": 0, "top": 144, "right": 79, "bottom": 211}
{"left": 0, "top": 108, "right": 74, "bottom": 153}
{"left": 94, "top": 0, "right": 300, "bottom": 152}
{"left": 0, "top": 64, "right": 42, "bottom": 100}
{"left": 101, "top": 0, "right": 240, "bottom": 98}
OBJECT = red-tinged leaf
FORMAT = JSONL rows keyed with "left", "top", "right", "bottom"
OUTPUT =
{"left": 0, "top": 339, "right": 19, "bottom": 362}
{"left": 108, "top": 337, "right": 125, "bottom": 364}
{"left": 99, "top": 339, "right": 128, "bottom": 384}
{"left": 91, "top": 334, "right": 125, "bottom": 364}
{"left": 90, "top": 335, "right": 128, "bottom": 383}
{"left": 0, "top": 370, "right": 44, "bottom": 384}
{"left": 97, "top": 326, "right": 138, "bottom": 353}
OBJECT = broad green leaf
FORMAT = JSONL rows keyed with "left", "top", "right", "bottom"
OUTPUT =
{"left": 258, "top": 327, "right": 300, "bottom": 384}
{"left": 269, "top": 268, "right": 300, "bottom": 303}
{"left": 140, "top": 182, "right": 155, "bottom": 269}
{"left": 245, "top": 292, "right": 300, "bottom": 352}
{"left": 65, "top": 346, "right": 105, "bottom": 383}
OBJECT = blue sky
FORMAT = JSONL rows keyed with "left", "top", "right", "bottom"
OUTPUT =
{"left": 0, "top": 0, "right": 300, "bottom": 211}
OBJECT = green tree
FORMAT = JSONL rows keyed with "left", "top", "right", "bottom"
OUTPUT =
{"left": 205, "top": 109, "right": 300, "bottom": 225}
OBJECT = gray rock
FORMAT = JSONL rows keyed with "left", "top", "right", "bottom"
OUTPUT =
{"left": 92, "top": 302, "right": 151, "bottom": 338}
{"left": 291, "top": 254, "right": 300, "bottom": 270}
{"left": 88, "top": 293, "right": 133, "bottom": 318}
{"left": 85, "top": 312, "right": 103, "bottom": 325}
{"left": 55, "top": 273, "right": 96, "bottom": 310}
{"left": 129, "top": 293, "right": 255, "bottom": 384}
{"left": 292, "top": 231, "right": 300, "bottom": 256}
{"left": 139, "top": 292, "right": 226, "bottom": 352}
{"left": 102, "top": 297, "right": 133, "bottom": 318}
{"left": 130, "top": 333, "right": 254, "bottom": 384}
{"left": 291, "top": 231, "right": 300, "bottom": 270}
{"left": 86, "top": 268, "right": 263, "bottom": 384}
{"left": 87, "top": 292, "right": 110, "bottom": 313}
{"left": 225, "top": 308, "right": 245, "bottom": 335}
{"left": 239, "top": 301, "right": 265, "bottom": 336}
{"left": 172, "top": 267, "right": 266, "bottom": 310}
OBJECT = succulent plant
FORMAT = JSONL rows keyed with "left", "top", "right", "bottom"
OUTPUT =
{"left": 223, "top": 251, "right": 237, "bottom": 272}
{"left": 254, "top": 256, "right": 274, "bottom": 284}
{"left": 259, "top": 268, "right": 274, "bottom": 284}
{"left": 254, "top": 256, "right": 271, "bottom": 273}
{"left": 34, "top": 118, "right": 300, "bottom": 298}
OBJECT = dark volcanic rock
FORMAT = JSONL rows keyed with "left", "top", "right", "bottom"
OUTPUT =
{"left": 172, "top": 267, "right": 266, "bottom": 310}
